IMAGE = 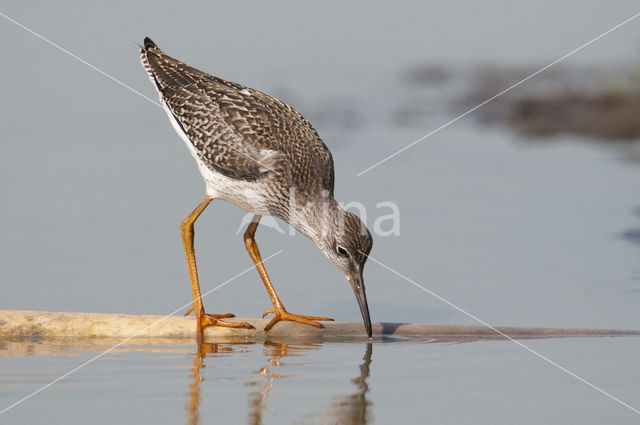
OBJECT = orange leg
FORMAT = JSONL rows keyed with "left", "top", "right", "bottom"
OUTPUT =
{"left": 181, "top": 197, "right": 253, "bottom": 334}
{"left": 243, "top": 215, "right": 333, "bottom": 331}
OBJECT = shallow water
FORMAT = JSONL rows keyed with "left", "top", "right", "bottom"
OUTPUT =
{"left": 1, "top": 336, "right": 639, "bottom": 424}
{"left": 1, "top": 0, "right": 640, "bottom": 422}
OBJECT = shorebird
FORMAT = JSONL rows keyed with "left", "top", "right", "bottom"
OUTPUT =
{"left": 140, "top": 37, "right": 373, "bottom": 337}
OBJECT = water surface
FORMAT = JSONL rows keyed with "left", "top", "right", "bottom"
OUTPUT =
{"left": 1, "top": 336, "right": 639, "bottom": 424}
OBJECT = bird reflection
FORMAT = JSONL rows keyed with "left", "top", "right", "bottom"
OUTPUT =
{"left": 338, "top": 342, "right": 373, "bottom": 425}
{"left": 302, "top": 343, "right": 373, "bottom": 425}
{"left": 186, "top": 341, "right": 240, "bottom": 425}
{"left": 185, "top": 341, "right": 373, "bottom": 425}
{"left": 247, "top": 342, "right": 320, "bottom": 425}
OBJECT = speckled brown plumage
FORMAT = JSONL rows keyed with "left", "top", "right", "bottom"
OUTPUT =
{"left": 140, "top": 37, "right": 334, "bottom": 212}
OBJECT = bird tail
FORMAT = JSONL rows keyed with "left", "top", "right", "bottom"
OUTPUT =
{"left": 139, "top": 36, "right": 165, "bottom": 94}
{"left": 143, "top": 36, "right": 158, "bottom": 50}
{"left": 139, "top": 36, "right": 208, "bottom": 92}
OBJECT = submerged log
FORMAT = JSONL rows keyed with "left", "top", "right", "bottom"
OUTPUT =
{"left": 0, "top": 310, "right": 638, "bottom": 342}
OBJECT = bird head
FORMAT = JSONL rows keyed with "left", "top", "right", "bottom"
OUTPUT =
{"left": 321, "top": 208, "right": 373, "bottom": 337}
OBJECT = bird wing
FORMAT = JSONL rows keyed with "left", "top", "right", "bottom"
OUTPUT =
{"left": 140, "top": 37, "right": 334, "bottom": 189}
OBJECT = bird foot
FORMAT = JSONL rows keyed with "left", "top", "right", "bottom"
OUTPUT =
{"left": 262, "top": 308, "right": 333, "bottom": 331}
{"left": 186, "top": 306, "right": 253, "bottom": 330}
{"left": 185, "top": 306, "right": 234, "bottom": 319}
{"left": 199, "top": 313, "right": 254, "bottom": 330}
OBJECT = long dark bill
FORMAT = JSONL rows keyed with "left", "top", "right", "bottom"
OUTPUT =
{"left": 349, "top": 272, "right": 372, "bottom": 337}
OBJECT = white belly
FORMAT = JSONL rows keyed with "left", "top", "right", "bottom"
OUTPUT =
{"left": 199, "top": 163, "right": 272, "bottom": 215}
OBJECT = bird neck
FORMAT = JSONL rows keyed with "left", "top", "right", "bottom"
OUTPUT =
{"left": 289, "top": 197, "right": 341, "bottom": 249}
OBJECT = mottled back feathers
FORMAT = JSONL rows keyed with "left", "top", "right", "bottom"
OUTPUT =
{"left": 140, "top": 37, "right": 335, "bottom": 194}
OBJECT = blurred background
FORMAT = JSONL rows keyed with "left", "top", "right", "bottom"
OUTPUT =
{"left": 1, "top": 0, "right": 639, "bottom": 330}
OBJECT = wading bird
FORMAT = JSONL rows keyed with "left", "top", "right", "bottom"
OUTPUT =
{"left": 140, "top": 37, "right": 373, "bottom": 337}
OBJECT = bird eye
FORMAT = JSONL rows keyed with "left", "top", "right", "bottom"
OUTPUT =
{"left": 336, "top": 245, "right": 349, "bottom": 257}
